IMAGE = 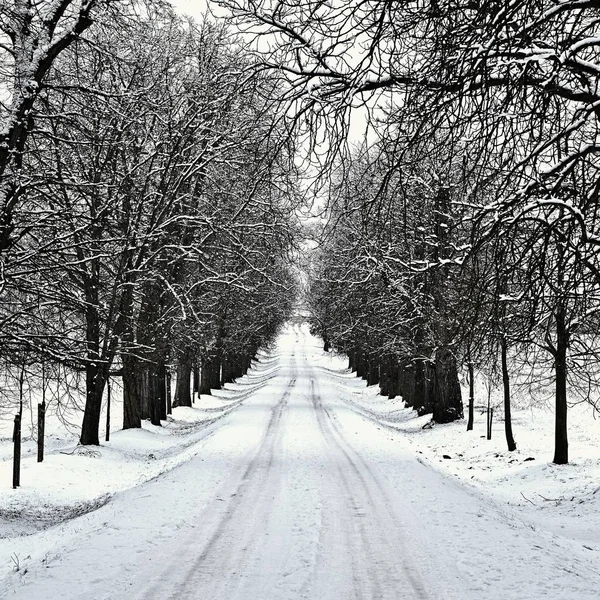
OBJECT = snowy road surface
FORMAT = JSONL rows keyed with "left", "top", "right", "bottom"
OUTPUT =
{"left": 4, "top": 325, "right": 600, "bottom": 599}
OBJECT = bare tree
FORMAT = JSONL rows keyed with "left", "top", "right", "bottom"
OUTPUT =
{"left": 0, "top": 0, "right": 115, "bottom": 266}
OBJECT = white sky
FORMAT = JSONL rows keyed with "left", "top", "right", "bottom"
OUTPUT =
{"left": 170, "top": 0, "right": 210, "bottom": 19}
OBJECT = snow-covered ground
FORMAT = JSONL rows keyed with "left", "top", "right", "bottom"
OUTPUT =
{"left": 315, "top": 349, "right": 600, "bottom": 549}
{"left": 0, "top": 324, "right": 599, "bottom": 599}
{"left": 0, "top": 355, "right": 279, "bottom": 538}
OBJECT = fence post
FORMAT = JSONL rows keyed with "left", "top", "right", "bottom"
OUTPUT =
{"left": 37, "top": 400, "right": 45, "bottom": 463}
{"left": 13, "top": 413, "right": 21, "bottom": 489}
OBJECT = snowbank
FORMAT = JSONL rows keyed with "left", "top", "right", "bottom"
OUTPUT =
{"left": 313, "top": 347, "right": 600, "bottom": 550}
{"left": 0, "top": 354, "right": 277, "bottom": 539}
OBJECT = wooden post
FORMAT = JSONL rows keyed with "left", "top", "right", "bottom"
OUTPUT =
{"left": 105, "top": 377, "right": 111, "bottom": 442}
{"left": 37, "top": 401, "right": 45, "bottom": 462}
{"left": 13, "top": 413, "right": 21, "bottom": 489}
{"left": 166, "top": 371, "right": 172, "bottom": 415}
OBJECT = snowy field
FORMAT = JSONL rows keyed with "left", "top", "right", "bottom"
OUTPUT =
{"left": 315, "top": 351, "right": 600, "bottom": 549}
{"left": 0, "top": 356, "right": 279, "bottom": 538}
{"left": 0, "top": 324, "right": 599, "bottom": 599}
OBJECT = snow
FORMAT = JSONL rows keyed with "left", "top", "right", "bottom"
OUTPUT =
{"left": 317, "top": 350, "right": 600, "bottom": 548}
{"left": 0, "top": 365, "right": 272, "bottom": 538}
{"left": 0, "top": 324, "right": 599, "bottom": 599}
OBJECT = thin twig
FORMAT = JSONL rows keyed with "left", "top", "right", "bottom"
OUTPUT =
{"left": 521, "top": 492, "right": 535, "bottom": 505}
{"left": 537, "top": 493, "right": 561, "bottom": 502}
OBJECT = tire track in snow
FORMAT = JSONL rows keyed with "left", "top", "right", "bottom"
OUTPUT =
{"left": 140, "top": 353, "right": 298, "bottom": 600}
{"left": 194, "top": 377, "right": 296, "bottom": 566}
{"left": 9, "top": 325, "right": 600, "bottom": 600}
{"left": 306, "top": 371, "right": 431, "bottom": 600}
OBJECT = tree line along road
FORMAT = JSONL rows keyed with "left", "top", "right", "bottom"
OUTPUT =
{"left": 5, "top": 325, "right": 600, "bottom": 600}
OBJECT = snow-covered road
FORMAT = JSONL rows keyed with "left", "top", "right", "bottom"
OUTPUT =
{"left": 4, "top": 325, "right": 600, "bottom": 599}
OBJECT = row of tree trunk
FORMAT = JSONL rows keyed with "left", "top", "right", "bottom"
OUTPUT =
{"left": 347, "top": 347, "right": 464, "bottom": 424}
{"left": 123, "top": 357, "right": 169, "bottom": 429}
{"left": 121, "top": 350, "right": 256, "bottom": 427}
{"left": 346, "top": 343, "right": 522, "bottom": 454}
{"left": 79, "top": 345, "right": 257, "bottom": 445}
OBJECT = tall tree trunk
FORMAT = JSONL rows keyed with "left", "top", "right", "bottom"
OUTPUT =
{"left": 193, "top": 364, "right": 199, "bottom": 400}
{"left": 400, "top": 359, "right": 414, "bottom": 407}
{"left": 200, "top": 355, "right": 212, "bottom": 395}
{"left": 379, "top": 358, "right": 389, "bottom": 396}
{"left": 348, "top": 349, "right": 356, "bottom": 372}
{"left": 133, "top": 279, "right": 166, "bottom": 424}
{"left": 367, "top": 358, "right": 380, "bottom": 386}
{"left": 432, "top": 348, "right": 463, "bottom": 423}
{"left": 359, "top": 352, "right": 369, "bottom": 380}
{"left": 146, "top": 361, "right": 162, "bottom": 426}
{"left": 553, "top": 305, "right": 569, "bottom": 464}
{"left": 355, "top": 351, "right": 364, "bottom": 378}
{"left": 122, "top": 354, "right": 141, "bottom": 429}
{"left": 500, "top": 337, "right": 516, "bottom": 451}
{"left": 413, "top": 359, "right": 427, "bottom": 414}
{"left": 222, "top": 355, "right": 235, "bottom": 385}
{"left": 220, "top": 357, "right": 228, "bottom": 386}
{"left": 466, "top": 354, "right": 475, "bottom": 432}
{"left": 117, "top": 278, "right": 140, "bottom": 429}
{"left": 487, "top": 406, "right": 493, "bottom": 440}
{"left": 139, "top": 368, "right": 151, "bottom": 420}
{"left": 166, "top": 371, "right": 172, "bottom": 415}
{"left": 173, "top": 354, "right": 192, "bottom": 408}
{"left": 233, "top": 354, "right": 243, "bottom": 379}
{"left": 158, "top": 361, "right": 167, "bottom": 421}
{"left": 387, "top": 360, "right": 399, "bottom": 399}
{"left": 241, "top": 354, "right": 250, "bottom": 376}
{"left": 210, "top": 354, "right": 222, "bottom": 390}
{"left": 80, "top": 362, "right": 106, "bottom": 445}
{"left": 80, "top": 280, "right": 107, "bottom": 445}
